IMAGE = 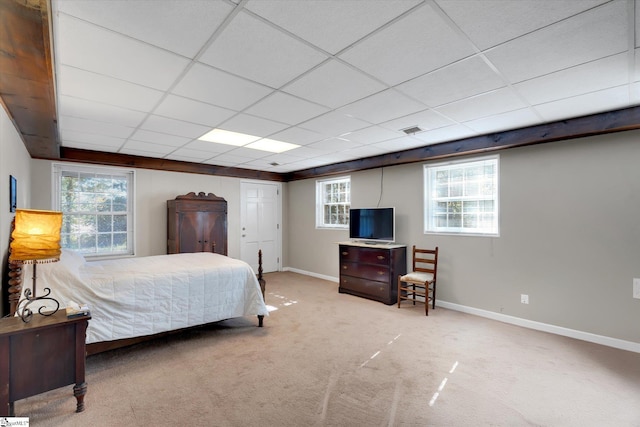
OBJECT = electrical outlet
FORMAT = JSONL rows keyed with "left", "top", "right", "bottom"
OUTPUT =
{"left": 633, "top": 278, "right": 640, "bottom": 299}
{"left": 521, "top": 294, "right": 529, "bottom": 304}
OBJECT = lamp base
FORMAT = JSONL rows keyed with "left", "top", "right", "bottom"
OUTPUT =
{"left": 17, "top": 287, "right": 60, "bottom": 323}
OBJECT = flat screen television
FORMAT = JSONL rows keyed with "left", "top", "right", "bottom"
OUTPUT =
{"left": 349, "top": 207, "right": 395, "bottom": 243}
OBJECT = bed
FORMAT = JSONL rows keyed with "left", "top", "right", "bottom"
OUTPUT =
{"left": 6, "top": 248, "right": 268, "bottom": 355}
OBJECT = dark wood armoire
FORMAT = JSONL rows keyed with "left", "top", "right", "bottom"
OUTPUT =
{"left": 167, "top": 192, "right": 228, "bottom": 255}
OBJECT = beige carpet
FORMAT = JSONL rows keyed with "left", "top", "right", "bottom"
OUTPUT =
{"left": 14, "top": 272, "right": 640, "bottom": 426}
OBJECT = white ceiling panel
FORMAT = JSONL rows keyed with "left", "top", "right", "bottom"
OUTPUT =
{"left": 199, "top": 11, "right": 328, "bottom": 88}
{"left": 245, "top": 0, "right": 421, "bottom": 55}
{"left": 219, "top": 113, "right": 289, "bottom": 137}
{"left": 172, "top": 63, "right": 274, "bottom": 111}
{"left": 140, "top": 115, "right": 211, "bottom": 139}
{"left": 57, "top": 66, "right": 164, "bottom": 112}
{"left": 396, "top": 55, "right": 506, "bottom": 108}
{"left": 435, "top": 88, "right": 529, "bottom": 123}
{"left": 485, "top": 1, "right": 628, "bottom": 84}
{"left": 300, "top": 112, "right": 371, "bottom": 137}
{"left": 436, "top": 0, "right": 610, "bottom": 50}
{"left": 154, "top": 95, "right": 237, "bottom": 127}
{"left": 128, "top": 129, "right": 191, "bottom": 147}
{"left": 245, "top": 92, "right": 329, "bottom": 125}
{"left": 53, "top": 0, "right": 232, "bottom": 58}
{"left": 463, "top": 108, "right": 540, "bottom": 134}
{"left": 337, "top": 89, "right": 426, "bottom": 124}
{"left": 380, "top": 109, "right": 455, "bottom": 133}
{"left": 283, "top": 60, "right": 386, "bottom": 109}
{"left": 58, "top": 115, "right": 134, "bottom": 139}
{"left": 339, "top": 4, "right": 476, "bottom": 86}
{"left": 533, "top": 86, "right": 631, "bottom": 122}
{"left": 514, "top": 53, "right": 629, "bottom": 106}
{"left": 55, "top": 13, "right": 190, "bottom": 91}
{"left": 48, "top": 0, "right": 640, "bottom": 173}
{"left": 57, "top": 95, "right": 147, "bottom": 128}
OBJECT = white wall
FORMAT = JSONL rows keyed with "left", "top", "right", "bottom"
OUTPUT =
{"left": 0, "top": 106, "right": 32, "bottom": 316}
{"left": 286, "top": 130, "right": 640, "bottom": 346}
{"left": 30, "top": 160, "right": 280, "bottom": 259}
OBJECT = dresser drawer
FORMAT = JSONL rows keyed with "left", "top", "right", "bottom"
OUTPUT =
{"left": 341, "top": 262, "right": 390, "bottom": 282}
{"left": 340, "top": 245, "right": 390, "bottom": 266}
{"left": 339, "top": 276, "right": 389, "bottom": 301}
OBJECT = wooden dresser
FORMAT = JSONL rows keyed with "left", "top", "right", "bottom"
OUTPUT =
{"left": 338, "top": 242, "right": 407, "bottom": 305}
{"left": 167, "top": 192, "right": 228, "bottom": 255}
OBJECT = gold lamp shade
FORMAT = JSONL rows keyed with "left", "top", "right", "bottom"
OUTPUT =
{"left": 9, "top": 209, "right": 63, "bottom": 264}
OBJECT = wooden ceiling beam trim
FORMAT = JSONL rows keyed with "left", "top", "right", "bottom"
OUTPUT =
{"left": 0, "top": 0, "right": 58, "bottom": 158}
{"left": 58, "top": 147, "right": 287, "bottom": 182}
{"left": 285, "top": 106, "right": 640, "bottom": 181}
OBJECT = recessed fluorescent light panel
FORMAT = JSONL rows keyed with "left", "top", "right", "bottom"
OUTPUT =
{"left": 245, "top": 138, "right": 300, "bottom": 153}
{"left": 198, "top": 129, "right": 260, "bottom": 146}
{"left": 198, "top": 129, "right": 299, "bottom": 153}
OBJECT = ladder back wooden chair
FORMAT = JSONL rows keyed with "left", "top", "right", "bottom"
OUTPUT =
{"left": 397, "top": 246, "right": 439, "bottom": 316}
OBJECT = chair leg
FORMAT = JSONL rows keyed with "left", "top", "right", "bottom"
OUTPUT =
{"left": 432, "top": 282, "right": 436, "bottom": 309}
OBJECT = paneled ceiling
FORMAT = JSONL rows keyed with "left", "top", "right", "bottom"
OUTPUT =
{"left": 3, "top": 0, "right": 640, "bottom": 179}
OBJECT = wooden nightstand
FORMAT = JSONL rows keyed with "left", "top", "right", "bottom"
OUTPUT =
{"left": 0, "top": 310, "right": 90, "bottom": 416}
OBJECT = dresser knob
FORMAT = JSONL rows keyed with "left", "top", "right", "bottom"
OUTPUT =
{"left": 377, "top": 256, "right": 385, "bottom": 260}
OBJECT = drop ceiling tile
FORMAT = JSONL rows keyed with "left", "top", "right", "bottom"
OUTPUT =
{"left": 341, "top": 144, "right": 387, "bottom": 160}
{"left": 372, "top": 135, "right": 427, "bottom": 151}
{"left": 172, "top": 63, "right": 274, "bottom": 111}
{"left": 299, "top": 111, "right": 371, "bottom": 137}
{"left": 485, "top": 1, "right": 627, "bottom": 83}
{"left": 58, "top": 115, "right": 134, "bottom": 139}
{"left": 219, "top": 113, "right": 289, "bottom": 137}
{"left": 515, "top": 53, "right": 629, "bottom": 106}
{"left": 128, "top": 129, "right": 192, "bottom": 147}
{"left": 436, "top": 0, "right": 609, "bottom": 50}
{"left": 307, "top": 138, "right": 363, "bottom": 152}
{"left": 199, "top": 11, "right": 328, "bottom": 88}
{"left": 60, "top": 130, "right": 125, "bottom": 150}
{"left": 229, "top": 146, "right": 282, "bottom": 159}
{"left": 283, "top": 145, "right": 331, "bottom": 158}
{"left": 180, "top": 140, "right": 236, "bottom": 154}
{"left": 57, "top": 95, "right": 147, "bottom": 128}
{"left": 165, "top": 148, "right": 216, "bottom": 161}
{"left": 380, "top": 109, "right": 454, "bottom": 133}
{"left": 119, "top": 148, "right": 171, "bottom": 158}
{"left": 154, "top": 95, "right": 237, "bottom": 127}
{"left": 62, "top": 139, "right": 120, "bottom": 153}
{"left": 53, "top": 0, "right": 232, "bottom": 58}
{"left": 411, "top": 124, "right": 477, "bottom": 145}
{"left": 342, "top": 126, "right": 404, "bottom": 145}
{"left": 245, "top": 0, "right": 421, "bottom": 54}
{"left": 268, "top": 127, "right": 325, "bottom": 146}
{"left": 533, "top": 86, "right": 630, "bottom": 122}
{"left": 245, "top": 92, "right": 329, "bottom": 125}
{"left": 339, "top": 4, "right": 476, "bottom": 86}
{"left": 338, "top": 89, "right": 426, "bottom": 125}
{"left": 463, "top": 108, "right": 540, "bottom": 134}
{"left": 121, "top": 140, "right": 177, "bottom": 155}
{"left": 55, "top": 14, "right": 190, "bottom": 91}
{"left": 141, "top": 115, "right": 211, "bottom": 139}
{"left": 631, "top": 82, "right": 640, "bottom": 104}
{"left": 57, "top": 66, "right": 164, "bottom": 111}
{"left": 396, "top": 55, "right": 506, "bottom": 107}
{"left": 283, "top": 60, "right": 387, "bottom": 109}
{"left": 435, "top": 87, "right": 527, "bottom": 123}
{"left": 206, "top": 152, "right": 257, "bottom": 165}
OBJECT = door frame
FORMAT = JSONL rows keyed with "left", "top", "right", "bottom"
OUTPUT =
{"left": 240, "top": 179, "right": 283, "bottom": 272}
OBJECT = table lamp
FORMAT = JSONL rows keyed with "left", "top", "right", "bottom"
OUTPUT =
{"left": 9, "top": 209, "right": 63, "bottom": 322}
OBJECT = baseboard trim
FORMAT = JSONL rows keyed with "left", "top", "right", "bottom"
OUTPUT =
{"left": 282, "top": 267, "right": 338, "bottom": 284}
{"left": 437, "top": 300, "right": 640, "bottom": 354}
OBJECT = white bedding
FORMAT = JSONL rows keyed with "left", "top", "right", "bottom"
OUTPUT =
{"left": 24, "top": 249, "right": 268, "bottom": 344}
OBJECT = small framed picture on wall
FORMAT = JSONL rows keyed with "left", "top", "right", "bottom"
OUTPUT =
{"left": 10, "top": 175, "right": 17, "bottom": 212}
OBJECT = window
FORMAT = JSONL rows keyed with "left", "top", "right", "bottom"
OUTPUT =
{"left": 424, "top": 156, "right": 499, "bottom": 235}
{"left": 53, "top": 163, "right": 135, "bottom": 257}
{"left": 316, "top": 176, "right": 350, "bottom": 228}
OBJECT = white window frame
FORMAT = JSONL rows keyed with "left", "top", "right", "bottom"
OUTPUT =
{"left": 315, "top": 176, "right": 351, "bottom": 229}
{"left": 52, "top": 163, "right": 135, "bottom": 258}
{"left": 424, "top": 155, "right": 499, "bottom": 236}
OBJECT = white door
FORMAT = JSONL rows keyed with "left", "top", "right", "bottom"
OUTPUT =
{"left": 240, "top": 181, "right": 280, "bottom": 273}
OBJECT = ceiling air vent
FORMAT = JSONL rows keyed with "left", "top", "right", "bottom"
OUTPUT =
{"left": 401, "top": 126, "right": 423, "bottom": 135}
{"left": 269, "top": 162, "right": 280, "bottom": 166}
